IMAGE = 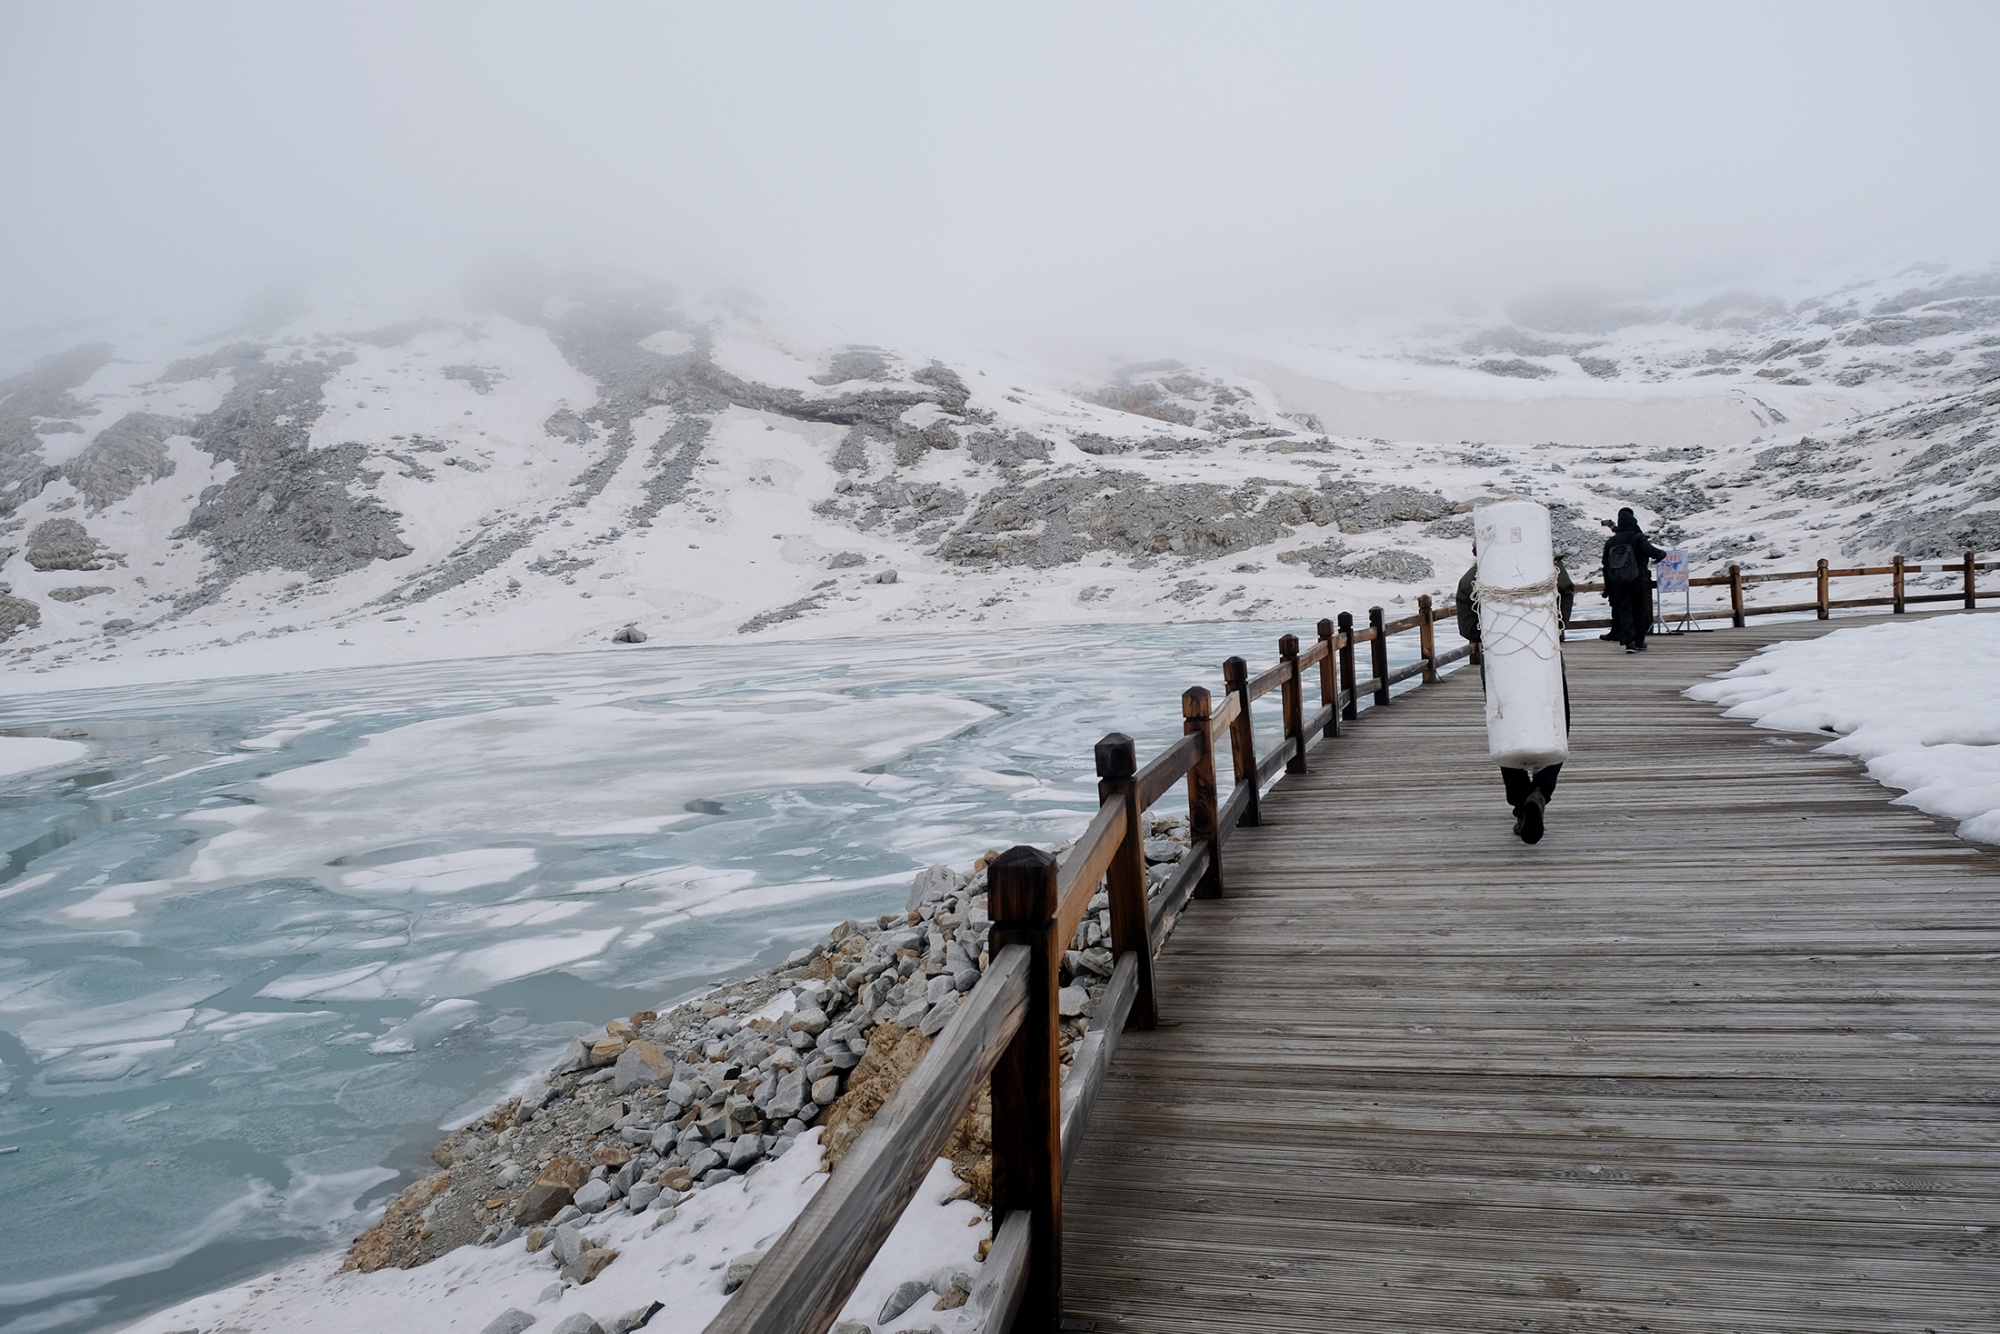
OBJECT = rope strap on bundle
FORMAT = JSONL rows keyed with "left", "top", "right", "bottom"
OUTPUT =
{"left": 1474, "top": 573, "right": 1563, "bottom": 660}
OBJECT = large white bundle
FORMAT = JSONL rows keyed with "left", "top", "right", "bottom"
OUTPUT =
{"left": 1475, "top": 500, "right": 1569, "bottom": 770}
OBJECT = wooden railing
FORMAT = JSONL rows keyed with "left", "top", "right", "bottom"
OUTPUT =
{"left": 705, "top": 548, "right": 1995, "bottom": 1334}
{"left": 705, "top": 595, "right": 1467, "bottom": 1334}
{"left": 1569, "top": 550, "right": 1997, "bottom": 628}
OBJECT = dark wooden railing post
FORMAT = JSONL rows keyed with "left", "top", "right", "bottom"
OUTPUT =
{"left": 1316, "top": 618, "right": 1340, "bottom": 738}
{"left": 1278, "top": 634, "right": 1307, "bottom": 775}
{"left": 1337, "top": 612, "right": 1359, "bottom": 721}
{"left": 1892, "top": 555, "right": 1907, "bottom": 614}
{"left": 1816, "top": 559, "right": 1830, "bottom": 620}
{"left": 1222, "top": 656, "right": 1262, "bottom": 828}
{"left": 1417, "top": 594, "right": 1439, "bottom": 684}
{"left": 1965, "top": 551, "right": 1978, "bottom": 609}
{"left": 1183, "top": 687, "right": 1223, "bottom": 898}
{"left": 987, "top": 846, "right": 1064, "bottom": 1333}
{"left": 1093, "top": 734, "right": 1158, "bottom": 1030}
{"left": 1729, "top": 564, "right": 1745, "bottom": 628}
{"left": 1368, "top": 606, "right": 1391, "bottom": 707}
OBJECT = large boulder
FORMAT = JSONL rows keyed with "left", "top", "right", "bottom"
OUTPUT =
{"left": 513, "top": 1154, "right": 589, "bottom": 1225}
{"left": 26, "top": 518, "right": 113, "bottom": 571}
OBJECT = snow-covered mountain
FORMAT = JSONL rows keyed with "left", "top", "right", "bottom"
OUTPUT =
{"left": 2, "top": 265, "right": 1996, "bottom": 687}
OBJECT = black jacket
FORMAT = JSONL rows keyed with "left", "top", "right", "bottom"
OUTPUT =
{"left": 1601, "top": 522, "right": 1666, "bottom": 587}
{"left": 1457, "top": 560, "right": 1575, "bottom": 643}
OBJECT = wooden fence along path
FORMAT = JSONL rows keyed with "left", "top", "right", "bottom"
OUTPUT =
{"left": 707, "top": 554, "right": 1999, "bottom": 1334}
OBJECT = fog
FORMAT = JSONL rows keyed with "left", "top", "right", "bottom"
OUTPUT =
{"left": 3, "top": 1, "right": 1997, "bottom": 343}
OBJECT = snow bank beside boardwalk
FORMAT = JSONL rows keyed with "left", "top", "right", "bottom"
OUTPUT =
{"left": 120, "top": 1137, "right": 983, "bottom": 1334}
{"left": 1687, "top": 612, "right": 2000, "bottom": 844}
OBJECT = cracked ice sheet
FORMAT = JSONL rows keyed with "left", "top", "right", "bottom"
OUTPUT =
{"left": 1687, "top": 612, "right": 2000, "bottom": 843}
{"left": 120, "top": 1133, "right": 989, "bottom": 1334}
{"left": 187, "top": 693, "right": 993, "bottom": 885}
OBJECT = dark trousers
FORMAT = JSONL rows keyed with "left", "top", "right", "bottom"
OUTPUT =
{"left": 1502, "top": 762, "right": 1562, "bottom": 808}
{"left": 1485, "top": 662, "right": 1571, "bottom": 810}
{"left": 1610, "top": 583, "right": 1652, "bottom": 647}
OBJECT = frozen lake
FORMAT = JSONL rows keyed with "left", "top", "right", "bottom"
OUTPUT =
{"left": 0, "top": 621, "right": 1436, "bottom": 1332}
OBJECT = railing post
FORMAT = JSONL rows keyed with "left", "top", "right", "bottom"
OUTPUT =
{"left": 1729, "top": 564, "right": 1745, "bottom": 628}
{"left": 1093, "top": 734, "right": 1158, "bottom": 1030}
{"left": 987, "top": 846, "right": 1064, "bottom": 1333}
{"left": 1816, "top": 559, "right": 1830, "bottom": 620}
{"left": 1892, "top": 555, "right": 1907, "bottom": 614}
{"left": 1316, "top": 618, "right": 1340, "bottom": 738}
{"left": 1368, "top": 606, "right": 1391, "bottom": 707}
{"left": 1222, "top": 656, "right": 1262, "bottom": 828}
{"left": 1182, "top": 687, "right": 1224, "bottom": 898}
{"left": 1417, "top": 594, "right": 1439, "bottom": 684}
{"left": 1965, "top": 551, "right": 1978, "bottom": 610}
{"left": 1336, "top": 612, "right": 1358, "bottom": 721}
{"left": 1278, "top": 634, "right": 1307, "bottom": 775}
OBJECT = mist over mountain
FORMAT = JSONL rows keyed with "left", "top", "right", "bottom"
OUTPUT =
{"left": 2, "top": 260, "right": 1995, "bottom": 690}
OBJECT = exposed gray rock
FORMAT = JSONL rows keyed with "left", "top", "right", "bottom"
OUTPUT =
{"left": 610, "top": 625, "right": 648, "bottom": 644}
{"left": 46, "top": 585, "right": 111, "bottom": 602}
{"left": 443, "top": 364, "right": 502, "bottom": 394}
{"left": 1573, "top": 354, "right": 1619, "bottom": 379}
{"left": 1339, "top": 548, "right": 1435, "bottom": 582}
{"left": 827, "top": 551, "right": 867, "bottom": 569}
{"left": 26, "top": 518, "right": 114, "bottom": 571}
{"left": 1475, "top": 358, "right": 1556, "bottom": 380}
{"left": 736, "top": 593, "right": 828, "bottom": 635}
{"left": 1275, "top": 539, "right": 1344, "bottom": 579}
{"left": 480, "top": 1309, "right": 537, "bottom": 1334}
{"left": 571, "top": 1178, "right": 615, "bottom": 1213}
{"left": 814, "top": 347, "right": 892, "bottom": 384}
{"left": 606, "top": 1301, "right": 664, "bottom": 1334}
{"left": 62, "top": 412, "right": 188, "bottom": 509}
{"left": 965, "top": 429, "right": 1053, "bottom": 465}
{"left": 723, "top": 1250, "right": 766, "bottom": 1294}
{"left": 939, "top": 474, "right": 1293, "bottom": 568}
{"left": 0, "top": 594, "right": 40, "bottom": 641}
{"left": 550, "top": 1315, "right": 604, "bottom": 1334}
{"left": 879, "top": 1279, "right": 932, "bottom": 1323}
{"left": 0, "top": 343, "right": 113, "bottom": 518}
{"left": 173, "top": 347, "right": 413, "bottom": 609}
{"left": 543, "top": 409, "right": 593, "bottom": 445}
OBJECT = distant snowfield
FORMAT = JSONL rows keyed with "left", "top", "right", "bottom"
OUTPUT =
{"left": 1239, "top": 356, "right": 1873, "bottom": 450}
{"left": 1687, "top": 612, "right": 2000, "bottom": 843}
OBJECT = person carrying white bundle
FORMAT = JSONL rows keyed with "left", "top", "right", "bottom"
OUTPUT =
{"left": 1454, "top": 500, "right": 1573, "bottom": 844}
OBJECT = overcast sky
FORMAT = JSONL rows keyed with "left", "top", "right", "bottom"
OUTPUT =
{"left": 2, "top": 1, "right": 1996, "bottom": 341}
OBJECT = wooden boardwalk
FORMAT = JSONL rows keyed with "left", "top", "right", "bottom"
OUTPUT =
{"left": 1062, "top": 617, "right": 2000, "bottom": 1332}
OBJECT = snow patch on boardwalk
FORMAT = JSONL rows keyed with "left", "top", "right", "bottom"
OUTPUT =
{"left": 1688, "top": 613, "right": 2000, "bottom": 843}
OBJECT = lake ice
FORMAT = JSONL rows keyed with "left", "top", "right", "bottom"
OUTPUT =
{"left": 0, "top": 621, "right": 1425, "bottom": 1331}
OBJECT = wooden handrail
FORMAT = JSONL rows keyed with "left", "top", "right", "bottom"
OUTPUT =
{"left": 706, "top": 545, "right": 1993, "bottom": 1334}
{"left": 706, "top": 946, "right": 1031, "bottom": 1334}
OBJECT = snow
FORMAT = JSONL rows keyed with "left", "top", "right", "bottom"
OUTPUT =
{"left": 1686, "top": 612, "right": 2000, "bottom": 843}
{"left": 120, "top": 1133, "right": 986, "bottom": 1334}
{"left": 0, "top": 737, "right": 87, "bottom": 779}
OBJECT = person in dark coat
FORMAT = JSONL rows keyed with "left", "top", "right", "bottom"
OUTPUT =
{"left": 1457, "top": 541, "right": 1575, "bottom": 843}
{"left": 1601, "top": 507, "right": 1667, "bottom": 653}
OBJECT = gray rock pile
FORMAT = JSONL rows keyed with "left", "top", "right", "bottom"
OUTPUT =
{"left": 345, "top": 817, "right": 1195, "bottom": 1302}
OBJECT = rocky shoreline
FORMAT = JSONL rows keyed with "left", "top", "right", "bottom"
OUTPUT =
{"left": 341, "top": 817, "right": 1194, "bottom": 1334}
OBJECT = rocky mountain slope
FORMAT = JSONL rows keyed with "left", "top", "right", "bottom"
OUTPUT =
{"left": 1, "top": 265, "right": 1995, "bottom": 685}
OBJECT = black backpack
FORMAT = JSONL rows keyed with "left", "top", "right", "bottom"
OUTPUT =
{"left": 1605, "top": 538, "right": 1643, "bottom": 585}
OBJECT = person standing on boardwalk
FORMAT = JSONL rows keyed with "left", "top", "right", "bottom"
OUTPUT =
{"left": 1602, "top": 507, "right": 1667, "bottom": 653}
{"left": 1457, "top": 514, "right": 1574, "bottom": 844}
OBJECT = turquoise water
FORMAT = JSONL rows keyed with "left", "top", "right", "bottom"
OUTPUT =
{"left": 0, "top": 621, "right": 1435, "bottom": 1332}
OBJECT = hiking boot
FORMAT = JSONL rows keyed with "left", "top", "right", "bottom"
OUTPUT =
{"left": 1598, "top": 632, "right": 1618, "bottom": 641}
{"left": 1520, "top": 790, "right": 1547, "bottom": 844}
{"left": 1625, "top": 644, "right": 1636, "bottom": 654}
{"left": 1633, "top": 641, "right": 1648, "bottom": 652}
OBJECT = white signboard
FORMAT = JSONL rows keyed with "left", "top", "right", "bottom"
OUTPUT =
{"left": 1658, "top": 549, "right": 1689, "bottom": 594}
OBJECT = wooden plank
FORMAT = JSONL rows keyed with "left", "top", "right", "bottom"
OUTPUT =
{"left": 706, "top": 947, "right": 1031, "bottom": 1334}
{"left": 1060, "top": 612, "right": 2000, "bottom": 1334}
{"left": 952, "top": 1211, "right": 1029, "bottom": 1334}
{"left": 1149, "top": 844, "right": 1209, "bottom": 953}
{"left": 1134, "top": 733, "right": 1200, "bottom": 810}
{"left": 1059, "top": 951, "right": 1140, "bottom": 1177}
{"left": 1246, "top": 659, "right": 1288, "bottom": 700}
{"left": 1253, "top": 736, "right": 1293, "bottom": 785}
{"left": 1054, "top": 800, "right": 1123, "bottom": 949}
